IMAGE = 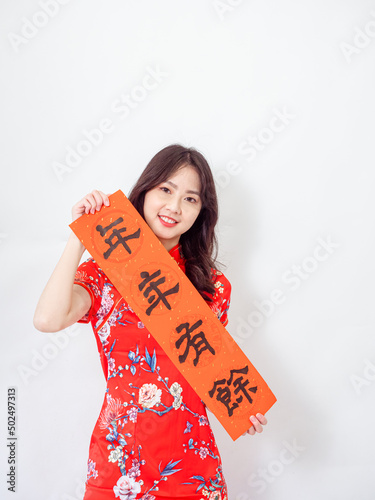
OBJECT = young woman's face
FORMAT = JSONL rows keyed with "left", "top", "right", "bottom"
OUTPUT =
{"left": 143, "top": 165, "right": 203, "bottom": 251}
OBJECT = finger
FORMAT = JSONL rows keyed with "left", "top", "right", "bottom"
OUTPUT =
{"left": 83, "top": 191, "right": 102, "bottom": 214}
{"left": 82, "top": 193, "right": 98, "bottom": 213}
{"left": 79, "top": 197, "right": 94, "bottom": 215}
{"left": 256, "top": 413, "right": 268, "bottom": 426}
{"left": 247, "top": 425, "right": 256, "bottom": 436}
{"left": 99, "top": 191, "right": 110, "bottom": 206}
{"left": 250, "top": 415, "right": 263, "bottom": 433}
{"left": 95, "top": 190, "right": 109, "bottom": 207}
{"left": 90, "top": 190, "right": 105, "bottom": 211}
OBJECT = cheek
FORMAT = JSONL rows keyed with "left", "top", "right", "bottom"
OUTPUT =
{"left": 143, "top": 195, "right": 153, "bottom": 223}
{"left": 143, "top": 193, "right": 157, "bottom": 215}
{"left": 188, "top": 206, "right": 201, "bottom": 225}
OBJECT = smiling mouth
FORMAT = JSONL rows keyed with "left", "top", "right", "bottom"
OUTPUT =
{"left": 159, "top": 215, "right": 178, "bottom": 224}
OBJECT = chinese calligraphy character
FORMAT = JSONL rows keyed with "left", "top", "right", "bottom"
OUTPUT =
{"left": 138, "top": 269, "right": 179, "bottom": 316}
{"left": 208, "top": 365, "right": 257, "bottom": 416}
{"left": 96, "top": 217, "right": 141, "bottom": 259}
{"left": 175, "top": 319, "right": 216, "bottom": 366}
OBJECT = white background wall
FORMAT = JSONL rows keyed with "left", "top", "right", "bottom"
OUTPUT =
{"left": 1, "top": 0, "right": 375, "bottom": 499}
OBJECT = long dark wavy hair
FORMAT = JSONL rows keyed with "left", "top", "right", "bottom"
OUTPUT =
{"left": 128, "top": 143, "right": 222, "bottom": 302}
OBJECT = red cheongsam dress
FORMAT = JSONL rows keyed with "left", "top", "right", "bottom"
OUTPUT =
{"left": 73, "top": 242, "right": 232, "bottom": 500}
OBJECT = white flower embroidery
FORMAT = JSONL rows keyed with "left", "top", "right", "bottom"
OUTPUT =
{"left": 97, "top": 322, "right": 111, "bottom": 343}
{"left": 199, "top": 447, "right": 209, "bottom": 459}
{"left": 127, "top": 407, "right": 138, "bottom": 423}
{"left": 173, "top": 396, "right": 182, "bottom": 409}
{"left": 108, "top": 357, "right": 115, "bottom": 373}
{"left": 170, "top": 382, "right": 182, "bottom": 397}
{"left": 98, "top": 283, "right": 114, "bottom": 318}
{"left": 138, "top": 383, "right": 162, "bottom": 408}
{"left": 108, "top": 446, "right": 123, "bottom": 463}
{"left": 99, "top": 398, "right": 123, "bottom": 430}
{"left": 113, "top": 474, "right": 141, "bottom": 499}
{"left": 170, "top": 382, "right": 183, "bottom": 409}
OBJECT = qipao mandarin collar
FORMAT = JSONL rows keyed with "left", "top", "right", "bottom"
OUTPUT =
{"left": 168, "top": 242, "right": 185, "bottom": 272}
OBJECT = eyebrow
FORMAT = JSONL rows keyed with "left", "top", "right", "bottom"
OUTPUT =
{"left": 165, "top": 180, "right": 201, "bottom": 197}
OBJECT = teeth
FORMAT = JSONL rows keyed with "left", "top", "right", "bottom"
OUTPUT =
{"left": 160, "top": 216, "right": 177, "bottom": 224}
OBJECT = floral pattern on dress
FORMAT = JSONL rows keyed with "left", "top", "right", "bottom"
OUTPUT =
{"left": 86, "top": 458, "right": 98, "bottom": 484}
{"left": 114, "top": 474, "right": 141, "bottom": 499}
{"left": 74, "top": 243, "right": 231, "bottom": 499}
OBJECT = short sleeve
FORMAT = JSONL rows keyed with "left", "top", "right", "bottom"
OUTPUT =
{"left": 210, "top": 269, "right": 232, "bottom": 327}
{"left": 73, "top": 258, "right": 105, "bottom": 324}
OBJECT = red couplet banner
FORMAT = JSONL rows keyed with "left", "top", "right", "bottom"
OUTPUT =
{"left": 69, "top": 189, "right": 277, "bottom": 440}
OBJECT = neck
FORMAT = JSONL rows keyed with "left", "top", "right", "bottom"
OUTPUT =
{"left": 160, "top": 239, "right": 180, "bottom": 253}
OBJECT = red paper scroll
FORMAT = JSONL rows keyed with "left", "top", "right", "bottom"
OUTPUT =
{"left": 69, "top": 189, "right": 276, "bottom": 440}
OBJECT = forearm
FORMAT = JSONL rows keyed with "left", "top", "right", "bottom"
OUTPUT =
{"left": 33, "top": 232, "right": 86, "bottom": 332}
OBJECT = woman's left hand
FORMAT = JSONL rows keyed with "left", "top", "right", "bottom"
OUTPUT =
{"left": 243, "top": 413, "right": 267, "bottom": 436}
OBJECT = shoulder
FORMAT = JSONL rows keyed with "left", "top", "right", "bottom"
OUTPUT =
{"left": 74, "top": 258, "right": 114, "bottom": 325}
{"left": 76, "top": 257, "right": 104, "bottom": 275}
{"left": 208, "top": 268, "right": 232, "bottom": 327}
{"left": 211, "top": 268, "right": 232, "bottom": 295}
{"left": 74, "top": 257, "right": 109, "bottom": 290}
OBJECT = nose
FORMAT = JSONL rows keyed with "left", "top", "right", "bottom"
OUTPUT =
{"left": 166, "top": 195, "right": 182, "bottom": 214}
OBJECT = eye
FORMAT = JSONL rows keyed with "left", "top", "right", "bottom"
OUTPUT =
{"left": 160, "top": 186, "right": 170, "bottom": 193}
{"left": 186, "top": 197, "right": 197, "bottom": 203}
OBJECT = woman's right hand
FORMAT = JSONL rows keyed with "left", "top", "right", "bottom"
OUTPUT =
{"left": 71, "top": 190, "right": 111, "bottom": 222}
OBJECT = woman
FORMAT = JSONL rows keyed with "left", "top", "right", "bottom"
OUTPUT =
{"left": 33, "top": 144, "right": 267, "bottom": 500}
